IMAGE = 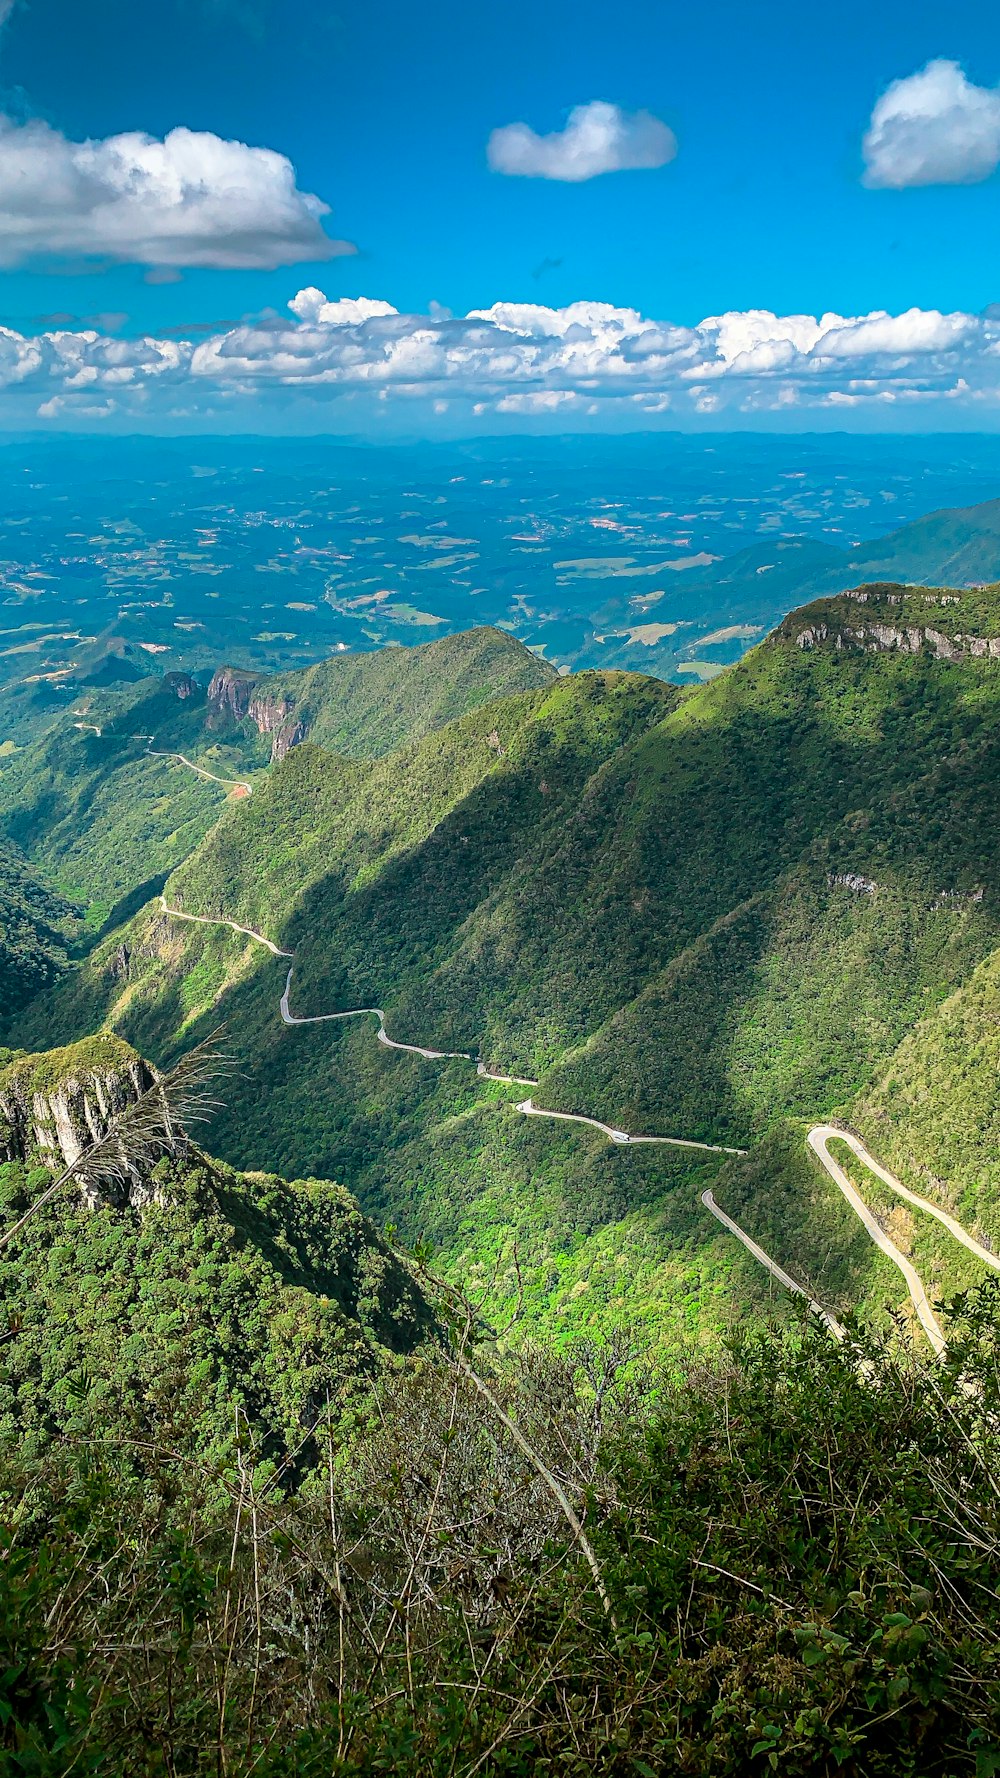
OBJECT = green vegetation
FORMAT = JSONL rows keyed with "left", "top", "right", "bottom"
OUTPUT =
{"left": 0, "top": 627, "right": 553, "bottom": 931}
{"left": 14, "top": 581, "right": 1000, "bottom": 1349}
{"left": 7, "top": 583, "right": 1000, "bottom": 1768}
{"left": 209, "top": 623, "right": 555, "bottom": 761}
{"left": 9, "top": 576, "right": 1000, "bottom": 1351}
{"left": 853, "top": 945, "right": 1000, "bottom": 1253}
{"left": 0, "top": 1286, "right": 998, "bottom": 1774}
{"left": 0, "top": 840, "right": 77, "bottom": 1019}
{"left": 0, "top": 704, "right": 227, "bottom": 921}
{"left": 0, "top": 1036, "right": 432, "bottom": 1472}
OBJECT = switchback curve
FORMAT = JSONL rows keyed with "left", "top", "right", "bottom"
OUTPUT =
{"left": 148, "top": 748, "right": 994, "bottom": 1353}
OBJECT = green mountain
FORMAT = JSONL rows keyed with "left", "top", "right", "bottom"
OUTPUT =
{"left": 203, "top": 621, "right": 554, "bottom": 762}
{"left": 5, "top": 591, "right": 1000, "bottom": 1774}
{"left": 0, "top": 625, "right": 550, "bottom": 930}
{"left": 845, "top": 494, "right": 1000, "bottom": 588}
{"left": 0, "top": 1033, "right": 431, "bottom": 1468}
{"left": 0, "top": 840, "right": 77, "bottom": 1023}
{"left": 12, "top": 578, "right": 1000, "bottom": 1351}
{"left": 592, "top": 497, "right": 1000, "bottom": 681}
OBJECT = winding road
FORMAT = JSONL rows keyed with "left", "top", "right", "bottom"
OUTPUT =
{"left": 701, "top": 1189, "right": 846, "bottom": 1341}
{"left": 144, "top": 746, "right": 998, "bottom": 1357}
{"left": 807, "top": 1127, "right": 947, "bottom": 1355}
{"left": 158, "top": 888, "right": 744, "bottom": 1153}
{"left": 146, "top": 748, "right": 253, "bottom": 798}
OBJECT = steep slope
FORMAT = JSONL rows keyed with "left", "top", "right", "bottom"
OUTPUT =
{"left": 0, "top": 628, "right": 552, "bottom": 928}
{"left": 204, "top": 624, "right": 554, "bottom": 762}
{"left": 0, "top": 842, "right": 78, "bottom": 1021}
{"left": 0, "top": 674, "right": 231, "bottom": 921}
{"left": 851, "top": 947, "right": 1000, "bottom": 1251}
{"left": 846, "top": 495, "right": 1000, "bottom": 588}
{"left": 0, "top": 1035, "right": 432, "bottom": 1466}
{"left": 13, "top": 585, "right": 1000, "bottom": 1348}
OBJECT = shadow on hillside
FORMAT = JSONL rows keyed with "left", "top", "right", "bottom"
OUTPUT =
{"left": 81, "top": 873, "right": 169, "bottom": 953}
{"left": 15, "top": 640, "right": 1000, "bottom": 1198}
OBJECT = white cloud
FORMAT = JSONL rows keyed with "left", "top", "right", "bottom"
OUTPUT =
{"left": 287, "top": 289, "right": 396, "bottom": 323}
{"left": 487, "top": 100, "right": 676, "bottom": 182}
{"left": 810, "top": 307, "right": 975, "bottom": 357}
{"left": 863, "top": 59, "right": 1000, "bottom": 188}
{"left": 1, "top": 290, "right": 998, "bottom": 427}
{"left": 0, "top": 117, "right": 348, "bottom": 268}
{"left": 495, "top": 390, "right": 579, "bottom": 413}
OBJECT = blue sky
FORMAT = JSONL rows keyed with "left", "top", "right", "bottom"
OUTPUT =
{"left": 0, "top": 0, "right": 999, "bottom": 430}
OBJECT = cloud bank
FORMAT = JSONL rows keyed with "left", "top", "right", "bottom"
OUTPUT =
{"left": 0, "top": 290, "right": 993, "bottom": 426}
{"left": 0, "top": 117, "right": 347, "bottom": 268}
{"left": 488, "top": 100, "right": 676, "bottom": 181}
{"left": 863, "top": 60, "right": 1000, "bottom": 188}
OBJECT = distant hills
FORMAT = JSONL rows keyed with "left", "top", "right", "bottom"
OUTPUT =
{"left": 0, "top": 627, "right": 550, "bottom": 922}
{"left": 6, "top": 488, "right": 1000, "bottom": 751}
{"left": 593, "top": 495, "right": 1000, "bottom": 680}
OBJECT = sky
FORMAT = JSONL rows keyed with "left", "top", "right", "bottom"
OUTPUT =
{"left": 0, "top": 0, "right": 999, "bottom": 432}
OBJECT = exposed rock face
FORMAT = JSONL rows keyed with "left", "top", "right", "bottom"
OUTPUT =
{"left": 0, "top": 1047, "right": 165, "bottom": 1210}
{"left": 828, "top": 871, "right": 879, "bottom": 895}
{"left": 163, "top": 671, "right": 198, "bottom": 700}
{"left": 206, "top": 667, "right": 262, "bottom": 722}
{"left": 795, "top": 622, "right": 1000, "bottom": 660}
{"left": 207, "top": 668, "right": 306, "bottom": 761}
{"left": 267, "top": 716, "right": 306, "bottom": 762}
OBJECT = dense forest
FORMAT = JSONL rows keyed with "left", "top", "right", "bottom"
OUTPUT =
{"left": 3, "top": 597, "right": 1000, "bottom": 1770}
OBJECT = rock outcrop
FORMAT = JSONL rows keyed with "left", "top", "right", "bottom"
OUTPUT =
{"left": 0, "top": 1039, "right": 168, "bottom": 1210}
{"left": 206, "top": 667, "right": 262, "bottom": 722}
{"left": 794, "top": 621, "right": 1000, "bottom": 660}
{"left": 163, "top": 671, "right": 198, "bottom": 700}
{"left": 207, "top": 668, "right": 306, "bottom": 762}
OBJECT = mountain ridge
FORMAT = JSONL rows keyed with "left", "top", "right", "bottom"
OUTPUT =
{"left": 11, "top": 576, "right": 1000, "bottom": 1352}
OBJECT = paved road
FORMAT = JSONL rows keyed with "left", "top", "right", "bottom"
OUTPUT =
{"left": 159, "top": 896, "right": 292, "bottom": 958}
{"left": 151, "top": 745, "right": 993, "bottom": 1351}
{"left": 80, "top": 724, "right": 254, "bottom": 797}
{"left": 281, "top": 968, "right": 472, "bottom": 1060}
{"left": 822, "top": 1125, "right": 1000, "bottom": 1274}
{"left": 516, "top": 1096, "right": 747, "bottom": 1155}
{"left": 157, "top": 892, "right": 743, "bottom": 1152}
{"left": 147, "top": 749, "right": 253, "bottom": 797}
{"left": 807, "top": 1125, "right": 948, "bottom": 1356}
{"left": 701, "top": 1189, "right": 846, "bottom": 1340}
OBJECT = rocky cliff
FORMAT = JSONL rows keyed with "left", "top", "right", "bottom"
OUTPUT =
{"left": 794, "top": 619, "right": 1000, "bottom": 660}
{"left": 0, "top": 1036, "right": 166, "bottom": 1209}
{"left": 783, "top": 582, "right": 1000, "bottom": 661}
{"left": 206, "top": 667, "right": 305, "bottom": 761}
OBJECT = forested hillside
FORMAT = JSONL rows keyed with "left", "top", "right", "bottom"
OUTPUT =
{"left": 204, "top": 622, "right": 555, "bottom": 761}
{"left": 5, "top": 594, "right": 1000, "bottom": 1773}
{"left": 0, "top": 1034, "right": 432, "bottom": 1467}
{"left": 0, "top": 627, "right": 551, "bottom": 926}
{"left": 0, "top": 840, "right": 77, "bottom": 1020}
{"left": 12, "top": 580, "right": 1000, "bottom": 1349}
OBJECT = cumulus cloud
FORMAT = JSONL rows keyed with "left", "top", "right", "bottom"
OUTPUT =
{"left": 0, "top": 117, "right": 348, "bottom": 268}
{"left": 487, "top": 100, "right": 676, "bottom": 182}
{"left": 287, "top": 289, "right": 397, "bottom": 324}
{"left": 863, "top": 59, "right": 1000, "bottom": 188}
{"left": 3, "top": 289, "right": 998, "bottom": 426}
